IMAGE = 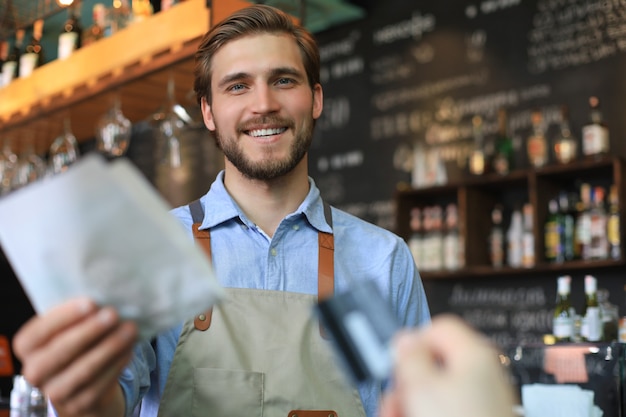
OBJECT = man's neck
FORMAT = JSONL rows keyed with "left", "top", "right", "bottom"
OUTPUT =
{"left": 223, "top": 161, "right": 310, "bottom": 237}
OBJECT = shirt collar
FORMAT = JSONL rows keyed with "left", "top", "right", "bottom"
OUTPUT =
{"left": 198, "top": 171, "right": 332, "bottom": 233}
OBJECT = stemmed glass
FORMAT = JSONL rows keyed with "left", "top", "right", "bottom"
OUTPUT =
{"left": 95, "top": 94, "right": 132, "bottom": 158}
{"left": 0, "top": 135, "right": 18, "bottom": 196}
{"left": 49, "top": 117, "right": 80, "bottom": 174}
{"left": 10, "top": 133, "right": 47, "bottom": 191}
{"left": 150, "top": 74, "right": 189, "bottom": 168}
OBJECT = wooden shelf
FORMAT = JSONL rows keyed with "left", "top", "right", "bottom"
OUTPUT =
{"left": 396, "top": 156, "right": 626, "bottom": 280}
{"left": 420, "top": 258, "right": 626, "bottom": 280}
{"left": 0, "top": 0, "right": 254, "bottom": 154}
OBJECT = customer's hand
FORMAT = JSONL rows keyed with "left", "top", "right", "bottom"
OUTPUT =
{"left": 13, "top": 297, "right": 137, "bottom": 417}
{"left": 379, "top": 315, "right": 516, "bottom": 417}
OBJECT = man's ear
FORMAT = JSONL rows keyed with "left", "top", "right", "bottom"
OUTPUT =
{"left": 201, "top": 97, "right": 216, "bottom": 131}
{"left": 312, "top": 83, "right": 323, "bottom": 120}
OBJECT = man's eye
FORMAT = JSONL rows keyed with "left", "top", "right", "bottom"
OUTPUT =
{"left": 276, "top": 78, "right": 294, "bottom": 86}
{"left": 229, "top": 84, "right": 246, "bottom": 92}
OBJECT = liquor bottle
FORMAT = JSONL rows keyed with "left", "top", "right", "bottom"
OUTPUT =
{"left": 468, "top": 115, "right": 487, "bottom": 175}
{"left": 553, "top": 275, "right": 573, "bottom": 342}
{"left": 558, "top": 191, "right": 576, "bottom": 262}
{"left": 575, "top": 183, "right": 592, "bottom": 260}
{"left": 58, "top": 2, "right": 83, "bottom": 60}
{"left": 598, "top": 288, "right": 618, "bottom": 342}
{"left": 429, "top": 205, "right": 444, "bottom": 271}
{"left": 492, "top": 108, "right": 514, "bottom": 175}
{"left": 607, "top": 184, "right": 621, "bottom": 260}
{"left": 443, "top": 203, "right": 463, "bottom": 270}
{"left": 544, "top": 198, "right": 562, "bottom": 263}
{"left": 132, "top": 0, "right": 154, "bottom": 23}
{"left": 581, "top": 275, "right": 602, "bottom": 342}
{"left": 19, "top": 19, "right": 45, "bottom": 78}
{"left": 582, "top": 96, "right": 609, "bottom": 158}
{"left": 109, "top": 0, "right": 132, "bottom": 34}
{"left": 82, "top": 4, "right": 108, "bottom": 46}
{"left": 588, "top": 186, "right": 609, "bottom": 260}
{"left": 490, "top": 205, "right": 505, "bottom": 268}
{"left": 2, "top": 29, "right": 24, "bottom": 85}
{"left": 526, "top": 109, "right": 548, "bottom": 168}
{"left": 521, "top": 203, "right": 535, "bottom": 268}
{"left": 507, "top": 208, "right": 523, "bottom": 268}
{"left": 0, "top": 40, "right": 7, "bottom": 87}
{"left": 408, "top": 207, "right": 423, "bottom": 268}
{"left": 553, "top": 105, "right": 578, "bottom": 164}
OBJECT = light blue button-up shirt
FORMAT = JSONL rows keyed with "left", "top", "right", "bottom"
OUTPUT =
{"left": 120, "top": 171, "right": 430, "bottom": 417}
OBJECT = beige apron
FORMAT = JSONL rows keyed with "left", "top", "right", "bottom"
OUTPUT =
{"left": 156, "top": 201, "right": 367, "bottom": 417}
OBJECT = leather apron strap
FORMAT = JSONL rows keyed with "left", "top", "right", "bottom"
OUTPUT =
{"left": 190, "top": 199, "right": 335, "bottom": 336}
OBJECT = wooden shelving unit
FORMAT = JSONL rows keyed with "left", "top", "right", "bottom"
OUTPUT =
{"left": 395, "top": 155, "right": 626, "bottom": 280}
{"left": 0, "top": 0, "right": 253, "bottom": 154}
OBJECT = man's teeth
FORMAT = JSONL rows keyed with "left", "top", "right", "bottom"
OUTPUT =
{"left": 248, "top": 127, "right": 286, "bottom": 137}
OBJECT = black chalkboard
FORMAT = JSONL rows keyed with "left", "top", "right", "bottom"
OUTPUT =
{"left": 310, "top": 0, "right": 626, "bottom": 344}
{"left": 311, "top": 0, "right": 626, "bottom": 227}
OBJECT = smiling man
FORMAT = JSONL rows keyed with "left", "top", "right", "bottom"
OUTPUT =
{"left": 13, "top": 5, "right": 430, "bottom": 417}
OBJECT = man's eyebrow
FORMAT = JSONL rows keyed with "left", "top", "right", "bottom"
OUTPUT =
{"left": 217, "top": 72, "right": 250, "bottom": 89}
{"left": 269, "top": 66, "right": 304, "bottom": 79}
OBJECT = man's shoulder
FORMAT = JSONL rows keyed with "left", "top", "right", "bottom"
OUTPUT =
{"left": 330, "top": 205, "right": 401, "bottom": 241}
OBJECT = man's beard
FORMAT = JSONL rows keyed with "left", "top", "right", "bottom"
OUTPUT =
{"left": 214, "top": 115, "right": 314, "bottom": 181}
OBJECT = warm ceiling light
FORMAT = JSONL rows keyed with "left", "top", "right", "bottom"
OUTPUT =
{"left": 56, "top": 0, "right": 74, "bottom": 6}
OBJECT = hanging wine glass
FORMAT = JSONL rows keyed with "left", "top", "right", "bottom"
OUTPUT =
{"left": 95, "top": 94, "right": 132, "bottom": 158}
{"left": 49, "top": 117, "right": 80, "bottom": 174}
{"left": 0, "top": 135, "right": 18, "bottom": 196}
{"left": 151, "top": 74, "right": 186, "bottom": 168}
{"left": 11, "top": 133, "right": 47, "bottom": 190}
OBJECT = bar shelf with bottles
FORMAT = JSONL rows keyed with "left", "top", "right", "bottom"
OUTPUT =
{"left": 396, "top": 100, "right": 626, "bottom": 281}
{"left": 0, "top": 0, "right": 252, "bottom": 153}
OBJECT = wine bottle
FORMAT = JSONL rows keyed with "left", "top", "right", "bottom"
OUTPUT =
{"left": 468, "top": 115, "right": 487, "bottom": 175}
{"left": 82, "top": 3, "right": 108, "bottom": 46}
{"left": 492, "top": 108, "right": 514, "bottom": 175}
{"left": 19, "top": 19, "right": 45, "bottom": 78}
{"left": 0, "top": 40, "right": 8, "bottom": 87}
{"left": 582, "top": 96, "right": 609, "bottom": 158}
{"left": 553, "top": 275, "right": 573, "bottom": 342}
{"left": 489, "top": 205, "right": 505, "bottom": 268}
{"left": 607, "top": 184, "right": 621, "bottom": 260}
{"left": 553, "top": 105, "right": 578, "bottom": 164}
{"left": 58, "top": 2, "right": 83, "bottom": 60}
{"left": 581, "top": 275, "right": 602, "bottom": 342}
{"left": 2, "top": 29, "right": 24, "bottom": 85}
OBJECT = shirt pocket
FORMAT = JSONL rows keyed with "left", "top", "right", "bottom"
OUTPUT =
{"left": 192, "top": 368, "right": 264, "bottom": 417}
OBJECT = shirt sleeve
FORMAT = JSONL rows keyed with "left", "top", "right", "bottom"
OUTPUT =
{"left": 390, "top": 237, "right": 431, "bottom": 328}
{"left": 119, "top": 339, "right": 156, "bottom": 417}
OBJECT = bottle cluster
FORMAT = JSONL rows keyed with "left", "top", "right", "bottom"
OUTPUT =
{"left": 408, "top": 203, "right": 465, "bottom": 272}
{"left": 0, "top": 0, "right": 182, "bottom": 88}
{"left": 544, "top": 183, "right": 620, "bottom": 264}
{"left": 489, "top": 203, "right": 535, "bottom": 269}
{"left": 468, "top": 98, "right": 610, "bottom": 177}
{"left": 552, "top": 275, "right": 619, "bottom": 343}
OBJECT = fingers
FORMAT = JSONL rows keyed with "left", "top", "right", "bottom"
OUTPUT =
{"left": 19, "top": 306, "right": 127, "bottom": 388}
{"left": 412, "top": 315, "right": 496, "bottom": 370}
{"left": 12, "top": 297, "right": 139, "bottom": 416}
{"left": 49, "top": 326, "right": 136, "bottom": 416}
{"left": 13, "top": 297, "right": 97, "bottom": 361}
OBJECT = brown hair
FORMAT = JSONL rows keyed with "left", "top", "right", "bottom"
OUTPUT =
{"left": 193, "top": 4, "right": 320, "bottom": 105}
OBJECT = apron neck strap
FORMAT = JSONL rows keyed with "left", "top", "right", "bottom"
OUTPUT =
{"left": 190, "top": 199, "right": 334, "bottom": 335}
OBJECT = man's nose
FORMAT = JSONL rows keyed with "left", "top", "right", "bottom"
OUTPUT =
{"left": 251, "top": 85, "right": 280, "bottom": 113}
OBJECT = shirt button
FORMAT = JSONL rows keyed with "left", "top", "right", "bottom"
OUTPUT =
{"left": 292, "top": 225, "right": 300, "bottom": 231}
{"left": 270, "top": 248, "right": 277, "bottom": 256}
